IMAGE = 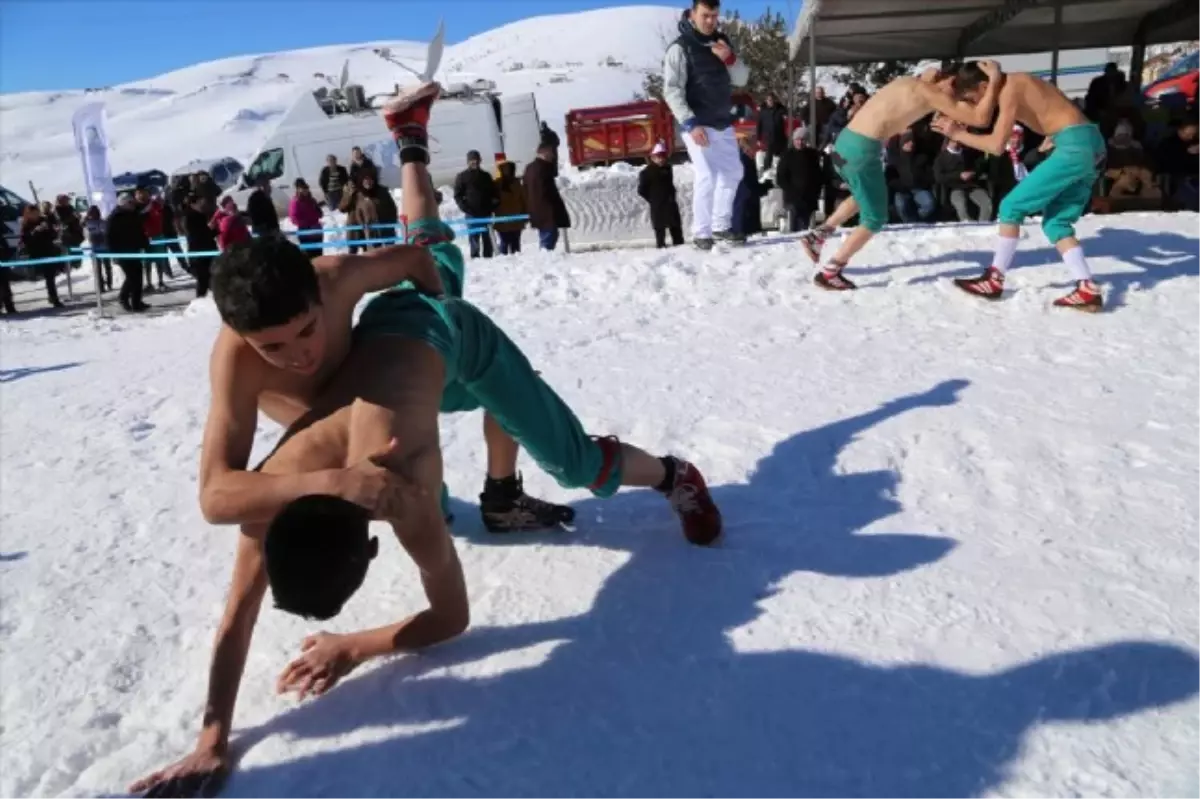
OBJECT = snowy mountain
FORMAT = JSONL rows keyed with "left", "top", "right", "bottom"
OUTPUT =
{"left": 0, "top": 5, "right": 686, "bottom": 198}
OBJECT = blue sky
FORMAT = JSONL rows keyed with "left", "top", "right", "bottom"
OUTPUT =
{"left": 0, "top": 0, "right": 791, "bottom": 94}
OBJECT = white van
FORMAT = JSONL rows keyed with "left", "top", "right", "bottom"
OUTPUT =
{"left": 225, "top": 81, "right": 541, "bottom": 214}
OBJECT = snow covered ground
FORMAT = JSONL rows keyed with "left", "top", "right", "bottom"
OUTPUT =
{"left": 1, "top": 209, "right": 1198, "bottom": 796}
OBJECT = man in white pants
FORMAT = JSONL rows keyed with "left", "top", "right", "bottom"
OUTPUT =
{"left": 662, "top": 0, "right": 750, "bottom": 251}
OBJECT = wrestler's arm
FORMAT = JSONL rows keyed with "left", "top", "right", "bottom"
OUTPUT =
{"left": 919, "top": 83, "right": 996, "bottom": 129}
{"left": 341, "top": 342, "right": 468, "bottom": 655}
{"left": 942, "top": 82, "right": 1018, "bottom": 156}
{"left": 919, "top": 67, "right": 1001, "bottom": 128}
{"left": 197, "top": 336, "right": 342, "bottom": 527}
{"left": 319, "top": 243, "right": 445, "bottom": 299}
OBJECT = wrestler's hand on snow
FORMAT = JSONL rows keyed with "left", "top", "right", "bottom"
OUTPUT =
{"left": 277, "top": 632, "right": 359, "bottom": 700}
{"left": 129, "top": 748, "right": 229, "bottom": 798}
{"left": 337, "top": 438, "right": 428, "bottom": 522}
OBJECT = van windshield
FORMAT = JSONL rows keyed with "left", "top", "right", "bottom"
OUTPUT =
{"left": 0, "top": 186, "right": 29, "bottom": 211}
{"left": 245, "top": 148, "right": 285, "bottom": 183}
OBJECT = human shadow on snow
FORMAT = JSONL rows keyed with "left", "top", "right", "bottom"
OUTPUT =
{"left": 0, "top": 361, "right": 83, "bottom": 383}
{"left": 857, "top": 226, "right": 1198, "bottom": 310}
{"left": 220, "top": 379, "right": 1198, "bottom": 797}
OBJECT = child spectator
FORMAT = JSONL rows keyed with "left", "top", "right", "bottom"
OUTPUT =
{"left": 637, "top": 141, "right": 684, "bottom": 248}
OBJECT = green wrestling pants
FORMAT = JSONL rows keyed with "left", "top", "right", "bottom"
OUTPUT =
{"left": 354, "top": 220, "right": 623, "bottom": 507}
{"left": 832, "top": 128, "right": 888, "bottom": 233}
{"left": 997, "top": 123, "right": 1105, "bottom": 243}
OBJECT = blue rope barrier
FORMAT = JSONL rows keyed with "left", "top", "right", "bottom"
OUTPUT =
{"left": 1, "top": 226, "right": 529, "bottom": 268}
{"left": 144, "top": 214, "right": 530, "bottom": 246}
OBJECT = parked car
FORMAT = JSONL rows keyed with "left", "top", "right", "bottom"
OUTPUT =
{"left": 1144, "top": 51, "right": 1198, "bottom": 106}
{"left": 171, "top": 157, "right": 245, "bottom": 192}
{"left": 112, "top": 169, "right": 169, "bottom": 197}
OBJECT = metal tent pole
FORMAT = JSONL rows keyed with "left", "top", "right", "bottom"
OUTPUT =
{"left": 808, "top": 18, "right": 817, "bottom": 137}
{"left": 1049, "top": 0, "right": 1063, "bottom": 85}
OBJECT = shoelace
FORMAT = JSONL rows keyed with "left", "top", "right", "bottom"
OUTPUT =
{"left": 669, "top": 483, "right": 702, "bottom": 514}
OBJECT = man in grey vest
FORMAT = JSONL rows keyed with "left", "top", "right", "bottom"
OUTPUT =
{"left": 662, "top": 0, "right": 750, "bottom": 250}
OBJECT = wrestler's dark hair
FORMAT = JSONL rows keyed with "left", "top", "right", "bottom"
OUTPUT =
{"left": 952, "top": 61, "right": 991, "bottom": 94}
{"left": 211, "top": 236, "right": 321, "bottom": 333}
{"left": 264, "top": 495, "right": 378, "bottom": 621}
{"left": 694, "top": 0, "right": 719, "bottom": 9}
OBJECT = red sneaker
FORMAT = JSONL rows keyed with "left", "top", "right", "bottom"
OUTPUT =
{"left": 660, "top": 457, "right": 723, "bottom": 546}
{"left": 814, "top": 267, "right": 857, "bottom": 291}
{"left": 1053, "top": 280, "right": 1103, "bottom": 312}
{"left": 799, "top": 226, "right": 831, "bottom": 263}
{"left": 382, "top": 82, "right": 440, "bottom": 160}
{"left": 954, "top": 266, "right": 1005, "bottom": 300}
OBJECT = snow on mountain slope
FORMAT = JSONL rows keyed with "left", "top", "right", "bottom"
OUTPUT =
{"left": 0, "top": 6, "right": 681, "bottom": 198}
{"left": 1, "top": 213, "right": 1198, "bottom": 796}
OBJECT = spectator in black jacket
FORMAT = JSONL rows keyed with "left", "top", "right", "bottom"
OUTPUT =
{"left": 318, "top": 155, "right": 350, "bottom": 211}
{"left": 246, "top": 176, "right": 280, "bottom": 236}
{"left": 18, "top": 204, "right": 63, "bottom": 308}
{"left": 53, "top": 195, "right": 85, "bottom": 251}
{"left": 158, "top": 190, "right": 188, "bottom": 273}
{"left": 0, "top": 231, "right": 16, "bottom": 314}
{"left": 105, "top": 193, "right": 149, "bottom": 312}
{"left": 183, "top": 194, "right": 219, "bottom": 298}
{"left": 637, "top": 141, "right": 683, "bottom": 248}
{"left": 523, "top": 145, "right": 571, "bottom": 251}
{"left": 889, "top": 130, "right": 936, "bottom": 223}
{"left": 189, "top": 171, "right": 221, "bottom": 217}
{"left": 800, "top": 87, "right": 836, "bottom": 139}
{"left": 348, "top": 147, "right": 376, "bottom": 186}
{"left": 1153, "top": 116, "right": 1198, "bottom": 210}
{"left": 539, "top": 122, "right": 560, "bottom": 151}
{"left": 756, "top": 92, "right": 788, "bottom": 172}
{"left": 934, "top": 140, "right": 992, "bottom": 222}
{"left": 453, "top": 150, "right": 499, "bottom": 258}
{"left": 774, "top": 128, "right": 823, "bottom": 231}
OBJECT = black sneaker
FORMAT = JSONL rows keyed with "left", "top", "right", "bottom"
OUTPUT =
{"left": 693, "top": 237, "right": 714, "bottom": 251}
{"left": 480, "top": 474, "right": 575, "bottom": 533}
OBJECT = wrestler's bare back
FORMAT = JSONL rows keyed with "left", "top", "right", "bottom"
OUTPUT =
{"left": 846, "top": 77, "right": 946, "bottom": 141}
{"left": 993, "top": 73, "right": 1089, "bottom": 137}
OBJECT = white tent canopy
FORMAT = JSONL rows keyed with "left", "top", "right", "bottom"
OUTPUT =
{"left": 789, "top": 0, "right": 1196, "bottom": 65}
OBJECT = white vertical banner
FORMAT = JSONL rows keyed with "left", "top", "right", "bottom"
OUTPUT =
{"left": 71, "top": 102, "right": 118, "bottom": 216}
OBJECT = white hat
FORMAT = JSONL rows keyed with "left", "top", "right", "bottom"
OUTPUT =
{"left": 916, "top": 59, "right": 944, "bottom": 78}
{"left": 651, "top": 140, "right": 667, "bottom": 155}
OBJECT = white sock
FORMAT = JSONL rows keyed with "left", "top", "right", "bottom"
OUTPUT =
{"left": 991, "top": 236, "right": 1019, "bottom": 274}
{"left": 1060, "top": 246, "right": 1093, "bottom": 282}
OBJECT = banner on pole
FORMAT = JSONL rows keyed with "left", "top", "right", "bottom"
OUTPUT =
{"left": 71, "top": 103, "right": 118, "bottom": 216}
